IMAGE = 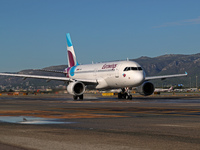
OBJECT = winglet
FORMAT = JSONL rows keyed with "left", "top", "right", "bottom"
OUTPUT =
{"left": 185, "top": 72, "right": 188, "bottom": 75}
{"left": 66, "top": 33, "right": 79, "bottom": 67}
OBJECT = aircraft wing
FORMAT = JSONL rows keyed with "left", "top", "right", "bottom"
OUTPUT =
{"left": 33, "top": 69, "right": 65, "bottom": 74}
{"left": 145, "top": 72, "right": 188, "bottom": 80}
{"left": 0, "top": 73, "right": 70, "bottom": 81}
{"left": 0, "top": 73, "right": 97, "bottom": 84}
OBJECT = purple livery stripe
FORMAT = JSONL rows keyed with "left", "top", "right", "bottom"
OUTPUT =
{"left": 68, "top": 51, "right": 75, "bottom": 67}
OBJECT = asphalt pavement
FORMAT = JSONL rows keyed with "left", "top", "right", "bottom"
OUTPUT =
{"left": 0, "top": 93, "right": 199, "bottom": 150}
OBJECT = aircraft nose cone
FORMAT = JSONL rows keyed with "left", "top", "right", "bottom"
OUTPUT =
{"left": 133, "top": 71, "right": 145, "bottom": 86}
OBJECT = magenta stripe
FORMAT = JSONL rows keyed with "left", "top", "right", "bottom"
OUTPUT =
{"left": 68, "top": 51, "right": 75, "bottom": 67}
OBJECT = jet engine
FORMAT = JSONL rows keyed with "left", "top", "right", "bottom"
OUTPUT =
{"left": 138, "top": 81, "right": 155, "bottom": 96}
{"left": 67, "top": 81, "right": 85, "bottom": 96}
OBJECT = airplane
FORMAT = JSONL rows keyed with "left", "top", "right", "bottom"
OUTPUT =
{"left": 0, "top": 33, "right": 187, "bottom": 100}
{"left": 154, "top": 86, "right": 174, "bottom": 92}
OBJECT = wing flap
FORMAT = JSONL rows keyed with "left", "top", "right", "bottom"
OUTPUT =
{"left": 33, "top": 69, "right": 65, "bottom": 74}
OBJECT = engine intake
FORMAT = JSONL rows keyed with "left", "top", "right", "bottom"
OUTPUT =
{"left": 138, "top": 81, "right": 155, "bottom": 96}
{"left": 67, "top": 81, "right": 85, "bottom": 96}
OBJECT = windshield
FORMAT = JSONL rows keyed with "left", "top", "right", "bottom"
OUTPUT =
{"left": 124, "top": 67, "right": 143, "bottom": 71}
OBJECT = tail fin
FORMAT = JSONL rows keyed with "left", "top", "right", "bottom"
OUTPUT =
{"left": 66, "top": 33, "right": 79, "bottom": 67}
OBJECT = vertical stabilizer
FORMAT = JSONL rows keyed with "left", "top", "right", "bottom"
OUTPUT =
{"left": 66, "top": 33, "right": 78, "bottom": 67}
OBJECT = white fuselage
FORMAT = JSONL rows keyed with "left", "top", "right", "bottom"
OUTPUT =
{"left": 67, "top": 60, "right": 145, "bottom": 89}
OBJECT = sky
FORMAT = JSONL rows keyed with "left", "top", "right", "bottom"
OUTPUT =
{"left": 0, "top": 0, "right": 200, "bottom": 72}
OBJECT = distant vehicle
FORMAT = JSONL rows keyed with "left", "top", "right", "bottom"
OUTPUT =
{"left": 0, "top": 33, "right": 187, "bottom": 100}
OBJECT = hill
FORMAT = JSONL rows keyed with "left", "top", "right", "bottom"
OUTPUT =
{"left": 0, "top": 65, "right": 67, "bottom": 91}
{"left": 132, "top": 53, "right": 200, "bottom": 87}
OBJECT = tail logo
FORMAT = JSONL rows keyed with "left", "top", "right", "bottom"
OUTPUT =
{"left": 66, "top": 33, "right": 79, "bottom": 67}
{"left": 68, "top": 51, "right": 76, "bottom": 67}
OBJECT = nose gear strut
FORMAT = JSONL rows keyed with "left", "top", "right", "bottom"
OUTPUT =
{"left": 118, "top": 87, "right": 132, "bottom": 100}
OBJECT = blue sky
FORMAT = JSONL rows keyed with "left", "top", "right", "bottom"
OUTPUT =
{"left": 1, "top": 0, "right": 200, "bottom": 72}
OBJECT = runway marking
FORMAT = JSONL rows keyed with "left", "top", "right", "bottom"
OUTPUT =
{"left": 157, "top": 124, "right": 184, "bottom": 127}
{"left": 156, "top": 123, "right": 200, "bottom": 128}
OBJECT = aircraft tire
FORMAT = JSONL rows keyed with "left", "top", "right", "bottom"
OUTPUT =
{"left": 123, "top": 93, "right": 128, "bottom": 99}
{"left": 79, "top": 94, "right": 84, "bottom": 100}
{"left": 73, "top": 95, "right": 78, "bottom": 100}
{"left": 118, "top": 93, "right": 122, "bottom": 99}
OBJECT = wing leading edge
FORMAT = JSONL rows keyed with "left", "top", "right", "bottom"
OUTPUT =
{"left": 145, "top": 72, "right": 188, "bottom": 80}
{"left": 0, "top": 73, "right": 97, "bottom": 84}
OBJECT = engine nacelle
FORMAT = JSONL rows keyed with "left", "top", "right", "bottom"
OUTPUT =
{"left": 138, "top": 81, "right": 155, "bottom": 96}
{"left": 67, "top": 81, "right": 85, "bottom": 96}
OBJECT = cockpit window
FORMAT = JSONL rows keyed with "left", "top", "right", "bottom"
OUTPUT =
{"left": 124, "top": 67, "right": 143, "bottom": 71}
{"left": 124, "top": 67, "right": 128, "bottom": 71}
{"left": 131, "top": 67, "right": 137, "bottom": 70}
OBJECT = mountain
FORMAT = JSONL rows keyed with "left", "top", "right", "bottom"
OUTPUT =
{"left": 132, "top": 53, "right": 200, "bottom": 87}
{"left": 0, "top": 53, "right": 199, "bottom": 90}
{"left": 0, "top": 65, "right": 68, "bottom": 91}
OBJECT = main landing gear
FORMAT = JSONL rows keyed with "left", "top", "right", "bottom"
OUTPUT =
{"left": 73, "top": 94, "right": 84, "bottom": 100}
{"left": 118, "top": 88, "right": 132, "bottom": 100}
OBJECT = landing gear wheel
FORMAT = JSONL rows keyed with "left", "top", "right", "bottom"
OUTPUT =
{"left": 79, "top": 94, "right": 83, "bottom": 100}
{"left": 118, "top": 92, "right": 132, "bottom": 100}
{"left": 118, "top": 88, "right": 132, "bottom": 100}
{"left": 73, "top": 95, "right": 84, "bottom": 100}
{"left": 73, "top": 95, "right": 78, "bottom": 100}
{"left": 118, "top": 93, "right": 122, "bottom": 99}
{"left": 118, "top": 87, "right": 132, "bottom": 100}
{"left": 125, "top": 94, "right": 132, "bottom": 100}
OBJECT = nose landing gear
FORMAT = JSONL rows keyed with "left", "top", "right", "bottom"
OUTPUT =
{"left": 118, "top": 88, "right": 132, "bottom": 100}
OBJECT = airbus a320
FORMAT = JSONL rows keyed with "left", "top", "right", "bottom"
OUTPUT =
{"left": 0, "top": 33, "right": 187, "bottom": 100}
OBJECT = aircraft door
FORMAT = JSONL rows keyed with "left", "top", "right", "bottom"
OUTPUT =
{"left": 115, "top": 64, "right": 121, "bottom": 78}
{"left": 115, "top": 69, "right": 119, "bottom": 78}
